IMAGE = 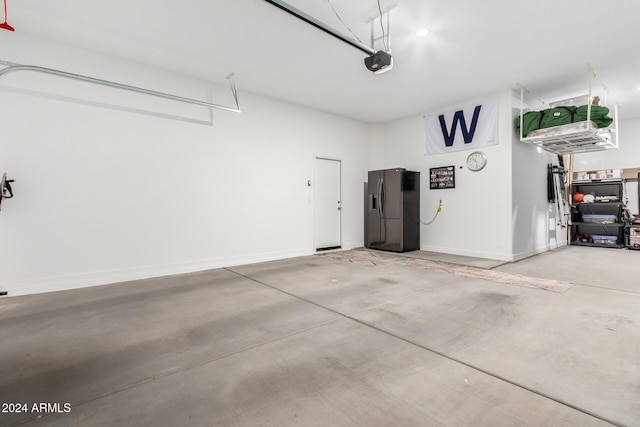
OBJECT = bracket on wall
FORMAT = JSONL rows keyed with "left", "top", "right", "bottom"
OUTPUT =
{"left": 0, "top": 60, "right": 242, "bottom": 115}
{"left": 0, "top": 172, "right": 14, "bottom": 211}
{"left": 0, "top": 0, "right": 14, "bottom": 32}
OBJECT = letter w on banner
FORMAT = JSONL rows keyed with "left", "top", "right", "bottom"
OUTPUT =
{"left": 424, "top": 97, "right": 499, "bottom": 155}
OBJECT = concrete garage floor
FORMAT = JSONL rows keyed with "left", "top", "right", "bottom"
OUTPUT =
{"left": 0, "top": 246, "right": 638, "bottom": 426}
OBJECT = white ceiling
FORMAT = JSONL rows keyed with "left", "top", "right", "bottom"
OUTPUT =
{"left": 5, "top": 0, "right": 640, "bottom": 123}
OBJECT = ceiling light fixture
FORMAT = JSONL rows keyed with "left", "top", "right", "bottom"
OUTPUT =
{"left": 416, "top": 29, "right": 430, "bottom": 37}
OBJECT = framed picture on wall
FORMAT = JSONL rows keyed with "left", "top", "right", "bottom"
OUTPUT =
{"left": 430, "top": 166, "right": 455, "bottom": 189}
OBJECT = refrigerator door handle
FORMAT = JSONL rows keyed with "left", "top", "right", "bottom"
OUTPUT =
{"left": 376, "top": 178, "right": 380, "bottom": 216}
{"left": 380, "top": 178, "right": 385, "bottom": 217}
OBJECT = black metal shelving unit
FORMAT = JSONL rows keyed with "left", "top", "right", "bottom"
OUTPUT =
{"left": 571, "top": 180, "right": 625, "bottom": 248}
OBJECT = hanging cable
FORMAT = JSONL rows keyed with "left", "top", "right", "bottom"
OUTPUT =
{"left": 420, "top": 199, "right": 442, "bottom": 226}
{"left": 327, "top": 0, "right": 363, "bottom": 44}
{"left": 377, "top": 0, "right": 389, "bottom": 51}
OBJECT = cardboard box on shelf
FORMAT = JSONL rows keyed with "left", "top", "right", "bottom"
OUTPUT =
{"left": 621, "top": 168, "right": 640, "bottom": 180}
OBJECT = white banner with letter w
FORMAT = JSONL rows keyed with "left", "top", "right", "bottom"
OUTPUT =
{"left": 424, "top": 97, "right": 499, "bottom": 155}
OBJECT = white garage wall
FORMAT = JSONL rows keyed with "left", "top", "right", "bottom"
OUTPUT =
{"left": 381, "top": 91, "right": 515, "bottom": 261}
{"left": 380, "top": 91, "right": 565, "bottom": 261}
{"left": 0, "top": 34, "right": 378, "bottom": 296}
{"left": 510, "top": 95, "right": 566, "bottom": 259}
{"left": 573, "top": 117, "right": 640, "bottom": 171}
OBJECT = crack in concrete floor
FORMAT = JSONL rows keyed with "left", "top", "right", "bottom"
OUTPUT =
{"left": 320, "top": 249, "right": 574, "bottom": 293}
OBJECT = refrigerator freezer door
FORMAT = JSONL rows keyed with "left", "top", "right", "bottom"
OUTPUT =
{"left": 366, "top": 170, "right": 383, "bottom": 249}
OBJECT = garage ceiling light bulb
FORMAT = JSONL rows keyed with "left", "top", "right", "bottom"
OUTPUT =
{"left": 416, "top": 29, "right": 430, "bottom": 37}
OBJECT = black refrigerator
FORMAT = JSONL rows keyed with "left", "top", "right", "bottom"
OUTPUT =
{"left": 366, "top": 168, "right": 420, "bottom": 252}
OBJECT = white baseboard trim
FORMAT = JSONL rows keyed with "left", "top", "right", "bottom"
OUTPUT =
{"left": 2, "top": 248, "right": 315, "bottom": 297}
{"left": 511, "top": 241, "right": 567, "bottom": 262}
{"left": 420, "top": 241, "right": 568, "bottom": 264}
{"left": 420, "top": 245, "right": 515, "bottom": 262}
{"left": 342, "top": 241, "right": 364, "bottom": 250}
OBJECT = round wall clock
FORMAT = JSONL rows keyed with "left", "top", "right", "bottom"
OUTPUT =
{"left": 466, "top": 151, "right": 487, "bottom": 171}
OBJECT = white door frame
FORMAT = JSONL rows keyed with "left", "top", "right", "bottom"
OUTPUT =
{"left": 313, "top": 156, "right": 342, "bottom": 251}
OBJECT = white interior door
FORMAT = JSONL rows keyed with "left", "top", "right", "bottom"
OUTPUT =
{"left": 314, "top": 157, "right": 341, "bottom": 250}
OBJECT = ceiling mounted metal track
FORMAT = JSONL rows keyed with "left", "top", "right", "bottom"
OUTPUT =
{"left": 263, "top": 0, "right": 376, "bottom": 56}
{"left": 0, "top": 60, "right": 241, "bottom": 114}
